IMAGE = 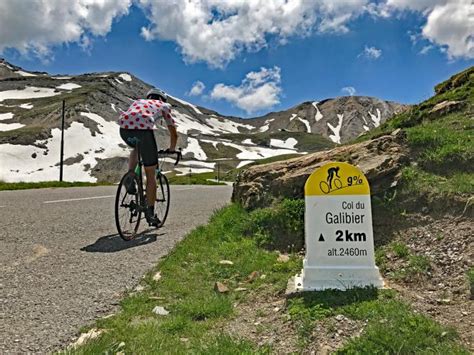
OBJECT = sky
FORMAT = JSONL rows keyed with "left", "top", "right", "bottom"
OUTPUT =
{"left": 0, "top": 0, "right": 473, "bottom": 118}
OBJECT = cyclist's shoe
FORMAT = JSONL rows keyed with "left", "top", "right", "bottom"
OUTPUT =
{"left": 145, "top": 206, "right": 161, "bottom": 227}
{"left": 124, "top": 173, "right": 137, "bottom": 194}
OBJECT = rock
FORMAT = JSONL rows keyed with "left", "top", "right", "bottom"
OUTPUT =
{"left": 429, "top": 100, "right": 464, "bottom": 117}
{"left": 317, "top": 345, "right": 332, "bottom": 355}
{"left": 219, "top": 260, "right": 234, "bottom": 265}
{"left": 134, "top": 285, "right": 145, "bottom": 292}
{"left": 214, "top": 281, "right": 229, "bottom": 293}
{"left": 277, "top": 254, "right": 290, "bottom": 263}
{"left": 233, "top": 133, "right": 408, "bottom": 209}
{"left": 335, "top": 314, "right": 345, "bottom": 321}
{"left": 235, "top": 287, "right": 247, "bottom": 292}
{"left": 71, "top": 328, "right": 103, "bottom": 348}
{"left": 247, "top": 271, "right": 260, "bottom": 282}
{"left": 152, "top": 306, "right": 169, "bottom": 316}
{"left": 152, "top": 271, "right": 161, "bottom": 282}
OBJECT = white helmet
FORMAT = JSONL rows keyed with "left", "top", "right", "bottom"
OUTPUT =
{"left": 146, "top": 88, "right": 167, "bottom": 102}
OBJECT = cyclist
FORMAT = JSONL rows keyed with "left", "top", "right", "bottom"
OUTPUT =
{"left": 118, "top": 88, "right": 178, "bottom": 226}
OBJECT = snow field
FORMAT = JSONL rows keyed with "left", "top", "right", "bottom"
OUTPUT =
{"left": 0, "top": 87, "right": 60, "bottom": 102}
{"left": 56, "top": 83, "right": 82, "bottom": 90}
{"left": 0, "top": 112, "right": 128, "bottom": 182}
{"left": 328, "top": 114, "right": 344, "bottom": 144}
{"left": 270, "top": 137, "right": 298, "bottom": 149}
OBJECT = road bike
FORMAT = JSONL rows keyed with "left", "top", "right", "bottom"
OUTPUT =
{"left": 115, "top": 138, "right": 181, "bottom": 241}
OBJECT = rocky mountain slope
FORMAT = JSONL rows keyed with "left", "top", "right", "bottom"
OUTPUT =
{"left": 0, "top": 59, "right": 405, "bottom": 182}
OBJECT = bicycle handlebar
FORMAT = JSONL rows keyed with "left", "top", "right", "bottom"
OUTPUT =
{"left": 157, "top": 148, "right": 182, "bottom": 165}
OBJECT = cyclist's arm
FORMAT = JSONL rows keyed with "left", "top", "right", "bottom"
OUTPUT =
{"left": 162, "top": 104, "right": 177, "bottom": 151}
{"left": 167, "top": 125, "right": 177, "bottom": 151}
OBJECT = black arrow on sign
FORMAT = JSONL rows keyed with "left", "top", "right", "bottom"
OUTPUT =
{"left": 318, "top": 234, "right": 325, "bottom": 242}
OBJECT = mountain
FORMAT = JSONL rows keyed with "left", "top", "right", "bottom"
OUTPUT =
{"left": 0, "top": 59, "right": 406, "bottom": 182}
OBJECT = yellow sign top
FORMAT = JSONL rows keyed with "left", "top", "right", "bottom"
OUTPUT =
{"left": 305, "top": 162, "right": 370, "bottom": 196}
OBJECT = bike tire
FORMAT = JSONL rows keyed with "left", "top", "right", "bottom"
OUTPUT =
{"left": 115, "top": 172, "right": 142, "bottom": 240}
{"left": 154, "top": 173, "right": 170, "bottom": 227}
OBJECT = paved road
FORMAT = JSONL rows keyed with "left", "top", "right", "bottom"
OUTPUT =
{"left": 0, "top": 185, "right": 232, "bottom": 353}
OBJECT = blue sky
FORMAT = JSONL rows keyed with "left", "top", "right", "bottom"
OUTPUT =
{"left": 1, "top": 1, "right": 472, "bottom": 118}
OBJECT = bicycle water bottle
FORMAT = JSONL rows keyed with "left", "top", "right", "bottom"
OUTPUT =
{"left": 134, "top": 164, "right": 141, "bottom": 176}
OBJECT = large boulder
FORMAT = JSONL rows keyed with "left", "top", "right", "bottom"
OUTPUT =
{"left": 232, "top": 131, "right": 409, "bottom": 209}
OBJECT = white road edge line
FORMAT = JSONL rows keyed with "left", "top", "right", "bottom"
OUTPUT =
{"left": 43, "top": 195, "right": 115, "bottom": 204}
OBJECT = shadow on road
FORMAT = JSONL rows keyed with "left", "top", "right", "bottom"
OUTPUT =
{"left": 81, "top": 229, "right": 165, "bottom": 253}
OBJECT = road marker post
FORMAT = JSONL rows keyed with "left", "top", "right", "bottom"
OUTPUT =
{"left": 293, "top": 162, "right": 384, "bottom": 291}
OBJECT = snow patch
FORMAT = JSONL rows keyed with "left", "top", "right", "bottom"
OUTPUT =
{"left": 52, "top": 76, "right": 72, "bottom": 80}
{"left": 328, "top": 114, "right": 344, "bottom": 144}
{"left": 56, "top": 83, "right": 81, "bottom": 90}
{"left": 173, "top": 111, "right": 217, "bottom": 136}
{"left": 179, "top": 160, "right": 215, "bottom": 169}
{"left": 110, "top": 103, "right": 117, "bottom": 112}
{"left": 242, "top": 139, "right": 256, "bottom": 145}
{"left": 312, "top": 102, "right": 323, "bottom": 121}
{"left": 15, "top": 70, "right": 37, "bottom": 77}
{"left": 297, "top": 117, "right": 311, "bottom": 133}
{"left": 182, "top": 137, "right": 207, "bottom": 160}
{"left": 0, "top": 86, "right": 60, "bottom": 102}
{"left": 169, "top": 95, "right": 203, "bottom": 115}
{"left": 363, "top": 125, "right": 370, "bottom": 131}
{"left": 119, "top": 73, "right": 132, "bottom": 82}
{"left": 0, "top": 113, "right": 14, "bottom": 121}
{"left": 19, "top": 103, "right": 33, "bottom": 109}
{"left": 0, "top": 123, "right": 25, "bottom": 131}
{"left": 258, "top": 118, "right": 274, "bottom": 132}
{"left": 290, "top": 114, "right": 297, "bottom": 121}
{"left": 270, "top": 138, "right": 298, "bottom": 149}
{"left": 206, "top": 116, "right": 254, "bottom": 133}
{"left": 368, "top": 109, "right": 381, "bottom": 127}
{"left": 237, "top": 160, "right": 254, "bottom": 168}
{"left": 174, "top": 167, "right": 213, "bottom": 175}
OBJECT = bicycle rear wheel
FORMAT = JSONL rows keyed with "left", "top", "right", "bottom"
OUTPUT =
{"left": 155, "top": 173, "right": 170, "bottom": 227}
{"left": 115, "top": 172, "right": 142, "bottom": 240}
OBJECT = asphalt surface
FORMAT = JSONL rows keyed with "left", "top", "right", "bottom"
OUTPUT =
{"left": 0, "top": 185, "right": 232, "bottom": 353}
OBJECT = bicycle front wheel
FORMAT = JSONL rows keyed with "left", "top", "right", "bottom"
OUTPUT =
{"left": 155, "top": 173, "right": 170, "bottom": 227}
{"left": 115, "top": 172, "right": 142, "bottom": 240}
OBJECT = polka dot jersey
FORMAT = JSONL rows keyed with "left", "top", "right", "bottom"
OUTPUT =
{"left": 118, "top": 99, "right": 176, "bottom": 130}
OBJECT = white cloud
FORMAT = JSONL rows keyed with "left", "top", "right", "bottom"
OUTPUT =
{"left": 138, "top": 0, "right": 369, "bottom": 68}
{"left": 359, "top": 45, "right": 382, "bottom": 60}
{"left": 0, "top": 0, "right": 131, "bottom": 58}
{"left": 210, "top": 66, "right": 282, "bottom": 114}
{"left": 386, "top": 0, "right": 474, "bottom": 59}
{"left": 419, "top": 45, "right": 433, "bottom": 55}
{"left": 188, "top": 81, "right": 206, "bottom": 96}
{"left": 341, "top": 86, "right": 356, "bottom": 96}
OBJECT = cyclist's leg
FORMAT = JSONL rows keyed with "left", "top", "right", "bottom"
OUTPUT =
{"left": 144, "top": 165, "right": 157, "bottom": 207}
{"left": 128, "top": 149, "right": 138, "bottom": 171}
{"left": 140, "top": 130, "right": 160, "bottom": 225}
{"left": 120, "top": 128, "right": 139, "bottom": 172}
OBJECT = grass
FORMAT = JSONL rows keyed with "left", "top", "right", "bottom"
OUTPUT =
{"left": 67, "top": 201, "right": 468, "bottom": 354}
{"left": 0, "top": 180, "right": 112, "bottom": 191}
{"left": 375, "top": 241, "right": 432, "bottom": 282}
{"left": 66, "top": 204, "right": 300, "bottom": 354}
{"left": 167, "top": 172, "right": 227, "bottom": 185}
{"left": 287, "top": 288, "right": 467, "bottom": 354}
{"left": 358, "top": 69, "right": 473, "bottom": 212}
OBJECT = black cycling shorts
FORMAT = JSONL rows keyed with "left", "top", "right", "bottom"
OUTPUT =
{"left": 120, "top": 128, "right": 158, "bottom": 167}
